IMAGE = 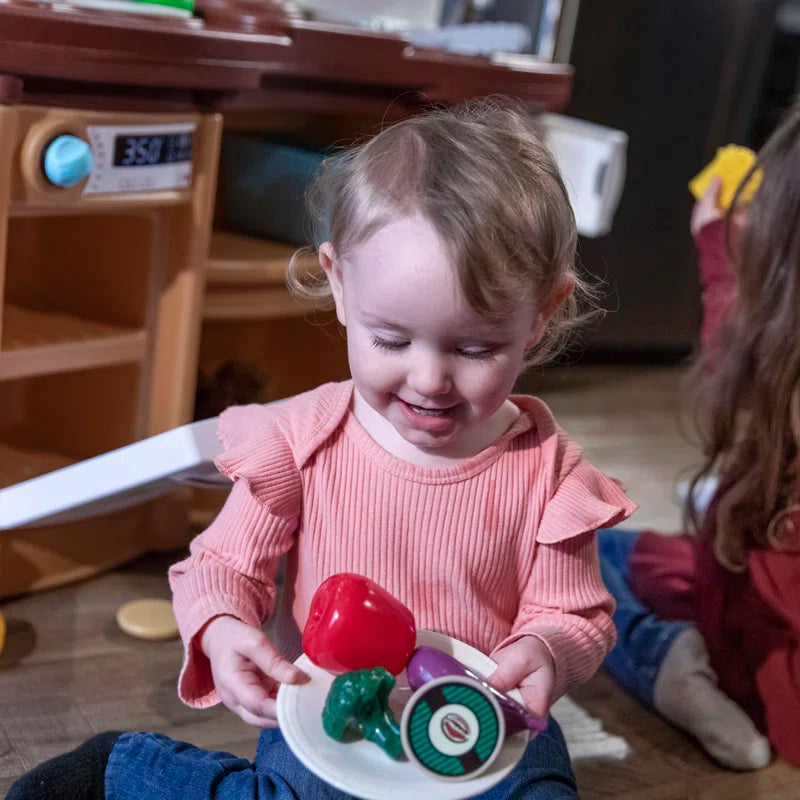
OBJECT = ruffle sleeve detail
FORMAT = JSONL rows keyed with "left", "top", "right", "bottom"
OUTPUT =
{"left": 216, "top": 403, "right": 280, "bottom": 450}
{"left": 537, "top": 459, "right": 637, "bottom": 544}
{"left": 213, "top": 407, "right": 302, "bottom": 519}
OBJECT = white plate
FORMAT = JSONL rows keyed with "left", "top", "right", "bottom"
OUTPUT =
{"left": 276, "top": 629, "right": 530, "bottom": 800}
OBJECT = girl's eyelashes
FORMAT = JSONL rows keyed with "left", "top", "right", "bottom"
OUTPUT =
{"left": 370, "top": 335, "right": 498, "bottom": 360}
{"left": 458, "top": 348, "right": 495, "bottom": 360}
{"left": 370, "top": 336, "right": 409, "bottom": 352}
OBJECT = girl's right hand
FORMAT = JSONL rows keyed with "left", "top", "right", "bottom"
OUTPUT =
{"left": 201, "top": 615, "right": 308, "bottom": 728}
{"left": 690, "top": 176, "right": 724, "bottom": 238}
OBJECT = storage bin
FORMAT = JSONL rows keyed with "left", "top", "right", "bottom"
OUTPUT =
{"left": 539, "top": 113, "right": 628, "bottom": 238}
{"left": 222, "top": 133, "right": 325, "bottom": 246}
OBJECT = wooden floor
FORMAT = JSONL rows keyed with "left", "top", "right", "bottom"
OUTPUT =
{"left": 2, "top": 364, "right": 800, "bottom": 799}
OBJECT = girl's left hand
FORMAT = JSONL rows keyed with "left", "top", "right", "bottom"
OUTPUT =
{"left": 487, "top": 636, "right": 555, "bottom": 719}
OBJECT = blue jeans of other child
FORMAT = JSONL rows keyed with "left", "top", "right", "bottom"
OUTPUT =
{"left": 105, "top": 719, "right": 578, "bottom": 800}
{"left": 597, "top": 528, "right": 690, "bottom": 708}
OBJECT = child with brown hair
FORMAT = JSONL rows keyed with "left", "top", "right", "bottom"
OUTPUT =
{"left": 599, "top": 97, "right": 800, "bottom": 772}
{"left": 7, "top": 100, "right": 634, "bottom": 800}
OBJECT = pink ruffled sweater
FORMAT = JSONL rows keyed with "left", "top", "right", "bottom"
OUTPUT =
{"left": 169, "top": 381, "right": 635, "bottom": 708}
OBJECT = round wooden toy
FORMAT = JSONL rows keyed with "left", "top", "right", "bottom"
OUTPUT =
{"left": 400, "top": 675, "right": 505, "bottom": 782}
{"left": 116, "top": 598, "right": 178, "bottom": 641}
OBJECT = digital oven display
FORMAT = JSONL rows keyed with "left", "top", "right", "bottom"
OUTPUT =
{"left": 112, "top": 133, "right": 193, "bottom": 168}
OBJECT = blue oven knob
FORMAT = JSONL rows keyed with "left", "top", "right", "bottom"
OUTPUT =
{"left": 43, "top": 135, "right": 94, "bottom": 187}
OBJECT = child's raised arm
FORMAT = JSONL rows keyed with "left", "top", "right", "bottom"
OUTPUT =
{"left": 692, "top": 179, "right": 739, "bottom": 358}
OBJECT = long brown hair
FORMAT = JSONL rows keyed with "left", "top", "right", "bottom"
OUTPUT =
{"left": 687, "top": 98, "right": 800, "bottom": 571}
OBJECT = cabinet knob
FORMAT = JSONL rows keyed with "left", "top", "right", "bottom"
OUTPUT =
{"left": 43, "top": 135, "right": 94, "bottom": 187}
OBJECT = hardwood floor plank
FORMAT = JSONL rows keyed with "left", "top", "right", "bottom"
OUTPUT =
{"left": 0, "top": 695, "right": 94, "bottom": 772}
{"left": 0, "top": 725, "right": 26, "bottom": 781}
{"left": 0, "top": 566, "right": 176, "bottom": 668}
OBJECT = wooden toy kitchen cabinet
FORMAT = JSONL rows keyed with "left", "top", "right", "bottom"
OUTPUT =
{"left": 0, "top": 103, "right": 222, "bottom": 595}
{"left": 0, "top": 1, "right": 573, "bottom": 596}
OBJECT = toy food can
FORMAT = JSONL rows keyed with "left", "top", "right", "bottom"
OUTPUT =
{"left": 400, "top": 675, "right": 505, "bottom": 781}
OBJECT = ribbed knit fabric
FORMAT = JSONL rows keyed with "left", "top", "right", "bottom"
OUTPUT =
{"left": 169, "top": 381, "right": 635, "bottom": 708}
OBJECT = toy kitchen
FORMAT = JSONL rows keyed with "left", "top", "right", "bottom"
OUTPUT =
{"left": 0, "top": 0, "right": 623, "bottom": 598}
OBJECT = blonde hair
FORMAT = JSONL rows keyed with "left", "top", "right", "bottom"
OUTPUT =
{"left": 287, "top": 98, "right": 598, "bottom": 367}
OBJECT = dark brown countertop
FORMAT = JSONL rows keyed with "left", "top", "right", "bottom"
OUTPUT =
{"left": 0, "top": 0, "right": 573, "bottom": 113}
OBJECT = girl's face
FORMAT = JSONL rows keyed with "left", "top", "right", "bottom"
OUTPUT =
{"left": 321, "top": 213, "right": 548, "bottom": 460}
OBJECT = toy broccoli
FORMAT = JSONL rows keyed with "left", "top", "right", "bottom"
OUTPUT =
{"left": 321, "top": 666, "right": 402, "bottom": 758}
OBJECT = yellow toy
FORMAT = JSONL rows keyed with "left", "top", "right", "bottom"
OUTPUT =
{"left": 0, "top": 609, "right": 5, "bottom": 655}
{"left": 689, "top": 145, "right": 762, "bottom": 210}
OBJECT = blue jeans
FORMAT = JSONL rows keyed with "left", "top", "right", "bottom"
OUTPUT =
{"left": 105, "top": 718, "right": 578, "bottom": 800}
{"left": 597, "top": 528, "right": 690, "bottom": 708}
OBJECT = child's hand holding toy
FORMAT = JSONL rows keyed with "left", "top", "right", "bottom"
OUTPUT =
{"left": 690, "top": 176, "right": 725, "bottom": 238}
{"left": 689, "top": 144, "right": 763, "bottom": 237}
{"left": 688, "top": 144, "right": 761, "bottom": 211}
{"left": 487, "top": 636, "right": 556, "bottom": 720}
{"left": 201, "top": 614, "right": 308, "bottom": 728}
{"left": 688, "top": 145, "right": 762, "bottom": 238}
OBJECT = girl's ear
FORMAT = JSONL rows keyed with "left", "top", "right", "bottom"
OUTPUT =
{"left": 319, "top": 242, "right": 346, "bottom": 326}
{"left": 526, "top": 276, "right": 575, "bottom": 349}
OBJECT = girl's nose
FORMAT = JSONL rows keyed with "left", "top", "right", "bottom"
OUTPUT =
{"left": 408, "top": 354, "right": 452, "bottom": 397}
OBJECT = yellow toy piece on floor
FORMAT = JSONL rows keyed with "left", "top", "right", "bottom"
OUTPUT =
{"left": 116, "top": 598, "right": 178, "bottom": 641}
{"left": 0, "top": 609, "right": 5, "bottom": 654}
{"left": 689, "top": 145, "right": 762, "bottom": 210}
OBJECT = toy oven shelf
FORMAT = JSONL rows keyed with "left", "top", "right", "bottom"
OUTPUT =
{"left": 0, "top": 304, "right": 146, "bottom": 380}
{"left": 0, "top": 441, "right": 74, "bottom": 490}
{"left": 204, "top": 230, "right": 320, "bottom": 320}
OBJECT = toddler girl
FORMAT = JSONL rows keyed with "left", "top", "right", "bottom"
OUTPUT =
{"left": 8, "top": 100, "right": 634, "bottom": 800}
{"left": 599, "top": 98, "right": 800, "bottom": 772}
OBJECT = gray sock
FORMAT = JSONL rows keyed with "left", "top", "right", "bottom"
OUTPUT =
{"left": 653, "top": 628, "right": 770, "bottom": 770}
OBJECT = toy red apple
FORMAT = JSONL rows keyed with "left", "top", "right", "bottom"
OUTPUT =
{"left": 302, "top": 573, "right": 416, "bottom": 675}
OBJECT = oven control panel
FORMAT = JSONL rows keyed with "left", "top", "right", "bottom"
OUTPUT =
{"left": 14, "top": 108, "right": 208, "bottom": 209}
{"left": 81, "top": 123, "right": 195, "bottom": 194}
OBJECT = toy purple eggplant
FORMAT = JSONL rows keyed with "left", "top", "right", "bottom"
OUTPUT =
{"left": 405, "top": 646, "right": 549, "bottom": 736}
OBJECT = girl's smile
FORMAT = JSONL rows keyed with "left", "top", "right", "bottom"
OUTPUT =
{"left": 396, "top": 395, "right": 463, "bottom": 433}
{"left": 320, "top": 212, "right": 546, "bottom": 467}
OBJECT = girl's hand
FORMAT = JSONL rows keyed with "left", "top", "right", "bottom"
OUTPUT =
{"left": 690, "top": 176, "right": 724, "bottom": 238}
{"left": 201, "top": 615, "right": 308, "bottom": 728}
{"left": 487, "top": 636, "right": 555, "bottom": 719}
